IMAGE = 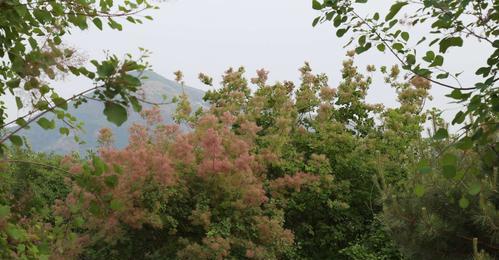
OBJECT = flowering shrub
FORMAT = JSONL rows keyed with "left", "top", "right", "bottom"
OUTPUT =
{"left": 0, "top": 55, "right": 493, "bottom": 259}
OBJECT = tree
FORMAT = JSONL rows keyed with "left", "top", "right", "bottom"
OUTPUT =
{"left": 312, "top": 0, "right": 498, "bottom": 166}
{"left": 312, "top": 1, "right": 498, "bottom": 257}
{"left": 0, "top": 0, "right": 159, "bottom": 152}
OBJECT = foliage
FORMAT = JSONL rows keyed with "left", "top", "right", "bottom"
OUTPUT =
{"left": 0, "top": 0, "right": 158, "bottom": 151}
{"left": 312, "top": 1, "right": 498, "bottom": 258}
{"left": 0, "top": 43, "right": 495, "bottom": 259}
{"left": 0, "top": 149, "right": 70, "bottom": 259}
{"left": 312, "top": 0, "right": 498, "bottom": 184}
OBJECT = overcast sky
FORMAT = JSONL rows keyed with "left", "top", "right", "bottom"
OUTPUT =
{"left": 6, "top": 0, "right": 492, "bottom": 124}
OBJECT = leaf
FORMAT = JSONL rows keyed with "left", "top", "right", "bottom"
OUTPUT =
{"left": 59, "top": 127, "right": 70, "bottom": 136}
{"left": 6, "top": 224, "right": 25, "bottom": 241}
{"left": 468, "top": 182, "right": 481, "bottom": 195}
{"left": 105, "top": 175, "right": 119, "bottom": 188}
{"left": 37, "top": 118, "right": 55, "bottom": 130}
{"left": 89, "top": 201, "right": 100, "bottom": 216}
{"left": 129, "top": 96, "right": 142, "bottom": 112}
{"left": 442, "top": 165, "right": 456, "bottom": 178}
{"left": 110, "top": 199, "right": 124, "bottom": 211}
{"left": 312, "top": 0, "right": 322, "bottom": 10}
{"left": 336, "top": 28, "right": 348, "bottom": 37}
{"left": 358, "top": 35, "right": 366, "bottom": 46}
{"left": 92, "top": 156, "right": 107, "bottom": 176}
{"left": 377, "top": 43, "right": 385, "bottom": 52}
{"left": 459, "top": 197, "right": 469, "bottom": 209}
{"left": 433, "top": 128, "right": 448, "bottom": 140}
{"left": 312, "top": 17, "right": 320, "bottom": 27}
{"left": 406, "top": 54, "right": 415, "bottom": 65}
{"left": 452, "top": 111, "right": 466, "bottom": 124}
{"left": 441, "top": 153, "right": 457, "bottom": 166}
{"left": 15, "top": 97, "right": 23, "bottom": 109}
{"left": 436, "top": 73, "right": 449, "bottom": 79}
{"left": 103, "top": 102, "right": 128, "bottom": 126}
{"left": 430, "top": 55, "right": 444, "bottom": 67}
{"left": 9, "top": 135, "right": 23, "bottom": 146}
{"left": 414, "top": 185, "right": 425, "bottom": 197}
{"left": 439, "top": 37, "right": 463, "bottom": 53}
{"left": 401, "top": 31, "right": 409, "bottom": 41}
{"left": 385, "top": 1, "right": 408, "bottom": 21}
{"left": 93, "top": 18, "right": 103, "bottom": 30}
{"left": 0, "top": 205, "right": 11, "bottom": 218}
{"left": 392, "top": 43, "right": 404, "bottom": 51}
{"left": 96, "top": 62, "right": 115, "bottom": 78}
{"left": 417, "top": 159, "right": 432, "bottom": 174}
{"left": 456, "top": 137, "right": 473, "bottom": 150}
{"left": 423, "top": 51, "right": 435, "bottom": 62}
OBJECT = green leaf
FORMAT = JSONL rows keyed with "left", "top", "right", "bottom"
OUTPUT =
{"left": 126, "top": 16, "right": 136, "bottom": 23}
{"left": 468, "top": 182, "right": 481, "bottom": 195}
{"left": 417, "top": 159, "right": 432, "bottom": 174}
{"left": 452, "top": 111, "right": 466, "bottom": 124}
{"left": 59, "top": 127, "right": 70, "bottom": 136}
{"left": 103, "top": 102, "right": 128, "bottom": 126}
{"left": 358, "top": 35, "right": 366, "bottom": 46}
{"left": 459, "top": 197, "right": 469, "bottom": 209}
{"left": 312, "top": 0, "right": 322, "bottom": 10}
{"left": 110, "top": 199, "right": 124, "bottom": 211}
{"left": 456, "top": 137, "right": 473, "bottom": 150}
{"left": 16, "top": 118, "right": 28, "bottom": 128}
{"left": 392, "top": 43, "right": 404, "bottom": 51}
{"left": 93, "top": 18, "right": 103, "bottom": 30}
{"left": 401, "top": 31, "right": 409, "bottom": 41}
{"left": 336, "top": 28, "right": 348, "bottom": 37}
{"left": 406, "top": 54, "right": 415, "bottom": 65}
{"left": 9, "top": 135, "right": 23, "bottom": 146}
{"left": 433, "top": 128, "right": 448, "bottom": 140}
{"left": 442, "top": 165, "right": 456, "bottom": 178}
{"left": 414, "top": 185, "right": 425, "bottom": 197}
{"left": 0, "top": 205, "right": 11, "bottom": 218}
{"left": 436, "top": 72, "right": 449, "bottom": 79}
{"left": 37, "top": 118, "right": 56, "bottom": 130}
{"left": 7, "top": 79, "right": 21, "bottom": 90}
{"left": 75, "top": 216, "right": 85, "bottom": 227}
{"left": 430, "top": 55, "right": 444, "bottom": 67}
{"left": 441, "top": 153, "right": 457, "bottom": 166}
{"left": 92, "top": 156, "right": 107, "bottom": 176}
{"left": 129, "top": 96, "right": 142, "bottom": 112}
{"left": 96, "top": 62, "right": 115, "bottom": 78}
{"left": 52, "top": 96, "right": 68, "bottom": 110}
{"left": 6, "top": 224, "right": 25, "bottom": 241}
{"left": 15, "top": 97, "right": 23, "bottom": 109}
{"left": 89, "top": 200, "right": 101, "bottom": 216}
{"left": 385, "top": 1, "right": 408, "bottom": 21}
{"left": 312, "top": 17, "right": 320, "bottom": 27}
{"left": 423, "top": 51, "right": 435, "bottom": 62}
{"left": 105, "top": 175, "right": 119, "bottom": 188}
{"left": 377, "top": 43, "right": 385, "bottom": 52}
{"left": 439, "top": 37, "right": 463, "bottom": 53}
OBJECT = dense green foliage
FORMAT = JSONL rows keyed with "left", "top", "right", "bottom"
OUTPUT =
{"left": 1, "top": 56, "right": 496, "bottom": 259}
{"left": 0, "top": 0, "right": 497, "bottom": 259}
{"left": 0, "top": 0, "right": 158, "bottom": 151}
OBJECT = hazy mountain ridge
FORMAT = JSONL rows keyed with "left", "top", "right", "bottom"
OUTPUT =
{"left": 20, "top": 71, "right": 207, "bottom": 154}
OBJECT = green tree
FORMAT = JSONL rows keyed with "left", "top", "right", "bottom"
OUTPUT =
{"left": 312, "top": 1, "right": 498, "bottom": 257}
{"left": 312, "top": 0, "right": 498, "bottom": 170}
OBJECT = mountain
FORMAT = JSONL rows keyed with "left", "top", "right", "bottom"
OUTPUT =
{"left": 20, "top": 71, "right": 207, "bottom": 154}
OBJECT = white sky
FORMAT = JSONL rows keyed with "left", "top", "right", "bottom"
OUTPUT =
{"left": 6, "top": 0, "right": 493, "bottom": 125}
